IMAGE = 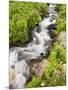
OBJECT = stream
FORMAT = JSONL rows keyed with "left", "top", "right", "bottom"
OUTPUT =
{"left": 9, "top": 4, "right": 58, "bottom": 89}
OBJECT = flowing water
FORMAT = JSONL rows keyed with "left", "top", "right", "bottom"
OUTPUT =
{"left": 9, "top": 4, "right": 58, "bottom": 89}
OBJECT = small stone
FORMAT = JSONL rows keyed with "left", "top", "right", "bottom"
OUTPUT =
{"left": 9, "top": 69, "right": 16, "bottom": 86}
{"left": 57, "top": 31, "right": 66, "bottom": 48}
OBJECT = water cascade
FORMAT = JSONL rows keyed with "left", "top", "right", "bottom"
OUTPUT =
{"left": 9, "top": 4, "right": 58, "bottom": 89}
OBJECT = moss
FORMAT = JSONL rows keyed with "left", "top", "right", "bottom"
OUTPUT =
{"left": 9, "top": 1, "right": 48, "bottom": 46}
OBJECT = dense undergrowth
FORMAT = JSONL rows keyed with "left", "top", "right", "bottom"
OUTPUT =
{"left": 9, "top": 1, "right": 47, "bottom": 46}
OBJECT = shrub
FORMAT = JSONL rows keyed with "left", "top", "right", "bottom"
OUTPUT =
{"left": 28, "top": 14, "right": 42, "bottom": 30}
{"left": 55, "top": 4, "right": 66, "bottom": 34}
{"left": 9, "top": 1, "right": 48, "bottom": 46}
{"left": 9, "top": 19, "right": 28, "bottom": 45}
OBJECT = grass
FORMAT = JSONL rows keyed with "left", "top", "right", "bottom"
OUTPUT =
{"left": 26, "top": 42, "right": 66, "bottom": 88}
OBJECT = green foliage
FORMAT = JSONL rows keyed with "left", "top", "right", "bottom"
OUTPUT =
{"left": 28, "top": 14, "right": 42, "bottom": 30}
{"left": 44, "top": 42, "right": 66, "bottom": 77}
{"left": 10, "top": 2, "right": 66, "bottom": 87}
{"left": 26, "top": 77, "right": 42, "bottom": 88}
{"left": 55, "top": 4, "right": 66, "bottom": 34}
{"left": 43, "top": 42, "right": 66, "bottom": 86}
{"left": 9, "top": 1, "right": 48, "bottom": 46}
{"left": 26, "top": 42, "right": 66, "bottom": 88}
{"left": 42, "top": 72, "right": 66, "bottom": 86}
{"left": 49, "top": 42, "right": 66, "bottom": 63}
{"left": 10, "top": 19, "right": 28, "bottom": 45}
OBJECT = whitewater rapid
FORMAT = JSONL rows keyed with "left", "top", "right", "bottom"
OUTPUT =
{"left": 9, "top": 4, "right": 58, "bottom": 89}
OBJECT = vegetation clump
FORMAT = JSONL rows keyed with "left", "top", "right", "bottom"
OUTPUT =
{"left": 26, "top": 77, "right": 42, "bottom": 88}
{"left": 9, "top": 1, "right": 48, "bottom": 46}
{"left": 55, "top": 4, "right": 66, "bottom": 34}
{"left": 43, "top": 42, "right": 66, "bottom": 86}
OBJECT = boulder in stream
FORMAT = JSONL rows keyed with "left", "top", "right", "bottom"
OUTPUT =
{"left": 30, "top": 58, "right": 48, "bottom": 77}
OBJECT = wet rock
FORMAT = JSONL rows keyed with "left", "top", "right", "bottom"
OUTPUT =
{"left": 9, "top": 69, "right": 16, "bottom": 88}
{"left": 9, "top": 60, "right": 30, "bottom": 89}
{"left": 47, "top": 24, "right": 57, "bottom": 30}
{"left": 9, "top": 68, "right": 27, "bottom": 89}
{"left": 30, "top": 58, "right": 48, "bottom": 77}
{"left": 57, "top": 31, "right": 66, "bottom": 48}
